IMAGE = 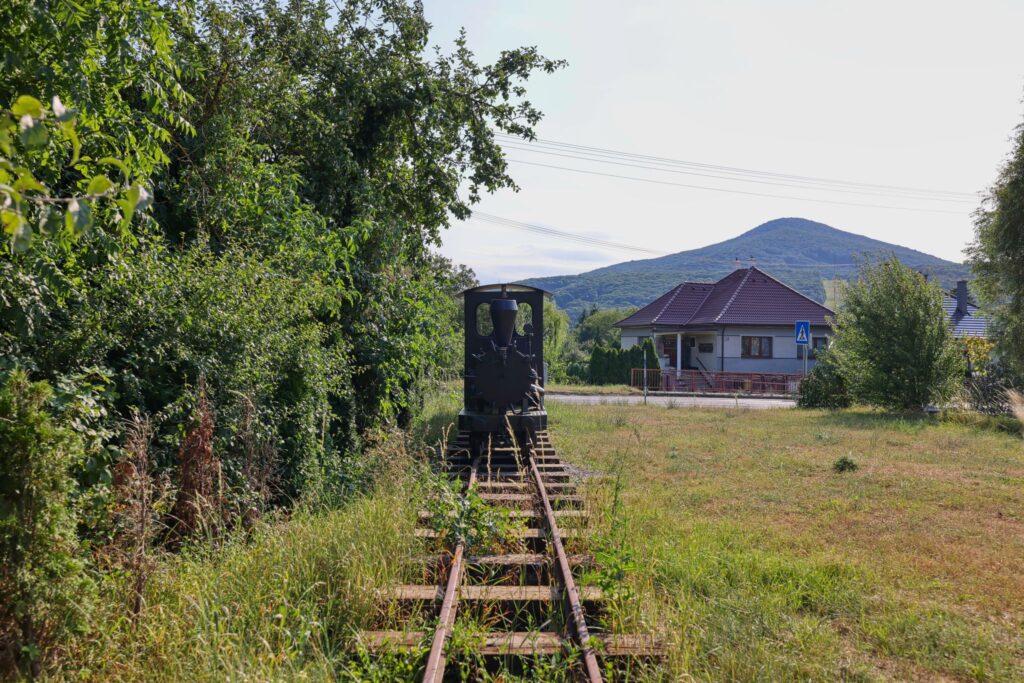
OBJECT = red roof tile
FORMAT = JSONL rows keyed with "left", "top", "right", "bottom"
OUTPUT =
{"left": 615, "top": 267, "right": 833, "bottom": 328}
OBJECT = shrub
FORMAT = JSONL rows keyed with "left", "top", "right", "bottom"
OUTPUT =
{"left": 832, "top": 455, "right": 859, "bottom": 473}
{"left": 798, "top": 352, "right": 851, "bottom": 409}
{"left": 0, "top": 371, "right": 89, "bottom": 676}
{"left": 830, "top": 257, "right": 964, "bottom": 410}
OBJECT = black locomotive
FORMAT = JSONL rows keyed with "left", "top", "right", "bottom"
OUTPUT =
{"left": 458, "top": 284, "right": 548, "bottom": 453}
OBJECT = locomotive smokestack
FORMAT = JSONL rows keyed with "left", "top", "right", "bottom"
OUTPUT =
{"left": 490, "top": 297, "right": 518, "bottom": 348}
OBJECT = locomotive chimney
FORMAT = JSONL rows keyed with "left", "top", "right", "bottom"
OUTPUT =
{"left": 490, "top": 297, "right": 518, "bottom": 348}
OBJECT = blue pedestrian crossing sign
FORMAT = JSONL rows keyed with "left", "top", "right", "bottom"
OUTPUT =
{"left": 794, "top": 320, "right": 811, "bottom": 345}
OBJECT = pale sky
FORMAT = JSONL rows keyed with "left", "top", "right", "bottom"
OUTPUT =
{"left": 424, "top": 1, "right": 1024, "bottom": 284}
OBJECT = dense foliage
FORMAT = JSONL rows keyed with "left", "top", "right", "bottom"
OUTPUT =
{"left": 968, "top": 109, "right": 1024, "bottom": 376}
{"left": 0, "top": 372, "right": 88, "bottom": 678}
{"left": 575, "top": 305, "right": 635, "bottom": 349}
{"left": 588, "top": 339, "right": 658, "bottom": 385}
{"left": 1, "top": 0, "right": 559, "bottom": 672}
{"left": 797, "top": 351, "right": 851, "bottom": 409}
{"left": 828, "top": 258, "right": 964, "bottom": 410}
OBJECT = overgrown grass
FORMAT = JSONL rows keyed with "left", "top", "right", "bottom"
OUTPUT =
{"left": 54, "top": 450, "right": 423, "bottom": 681}
{"left": 551, "top": 403, "right": 1024, "bottom": 681}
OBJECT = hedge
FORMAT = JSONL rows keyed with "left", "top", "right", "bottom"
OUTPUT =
{"left": 588, "top": 338, "right": 659, "bottom": 385}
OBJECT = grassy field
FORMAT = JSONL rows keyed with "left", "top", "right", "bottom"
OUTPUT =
{"left": 52, "top": 393, "right": 1023, "bottom": 681}
{"left": 547, "top": 401, "right": 1024, "bottom": 681}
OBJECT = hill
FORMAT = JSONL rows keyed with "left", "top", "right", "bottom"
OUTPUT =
{"left": 521, "top": 217, "right": 971, "bottom": 318}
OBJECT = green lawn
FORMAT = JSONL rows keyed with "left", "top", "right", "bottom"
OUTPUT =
{"left": 548, "top": 402, "right": 1024, "bottom": 681}
{"left": 546, "top": 383, "right": 640, "bottom": 395}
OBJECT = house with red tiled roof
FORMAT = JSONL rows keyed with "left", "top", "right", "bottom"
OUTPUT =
{"left": 615, "top": 266, "right": 834, "bottom": 375}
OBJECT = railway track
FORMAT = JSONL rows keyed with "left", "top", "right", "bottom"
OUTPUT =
{"left": 360, "top": 429, "right": 659, "bottom": 681}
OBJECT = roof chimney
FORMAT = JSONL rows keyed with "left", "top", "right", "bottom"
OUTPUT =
{"left": 956, "top": 280, "right": 969, "bottom": 316}
{"left": 748, "top": 255, "right": 757, "bottom": 268}
{"left": 733, "top": 257, "right": 741, "bottom": 270}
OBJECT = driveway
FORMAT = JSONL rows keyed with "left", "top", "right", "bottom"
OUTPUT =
{"left": 546, "top": 393, "right": 795, "bottom": 410}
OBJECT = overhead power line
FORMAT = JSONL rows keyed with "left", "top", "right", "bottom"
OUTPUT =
{"left": 471, "top": 212, "right": 662, "bottom": 255}
{"left": 495, "top": 133, "right": 975, "bottom": 200}
{"left": 496, "top": 142, "right": 974, "bottom": 204}
{"left": 504, "top": 158, "right": 968, "bottom": 215}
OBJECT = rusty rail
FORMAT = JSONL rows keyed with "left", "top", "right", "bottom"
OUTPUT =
{"left": 529, "top": 452, "right": 603, "bottom": 682}
{"left": 422, "top": 456, "right": 479, "bottom": 683}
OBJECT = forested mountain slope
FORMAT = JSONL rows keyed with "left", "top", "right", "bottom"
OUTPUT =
{"left": 522, "top": 217, "right": 970, "bottom": 318}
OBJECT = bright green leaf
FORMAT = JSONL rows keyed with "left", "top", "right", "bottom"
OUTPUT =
{"left": 87, "top": 175, "right": 114, "bottom": 196}
{"left": 13, "top": 170, "right": 45, "bottom": 193}
{"left": 11, "top": 95, "right": 44, "bottom": 118}
{"left": 61, "top": 122, "right": 81, "bottom": 164}
{"left": 99, "top": 157, "right": 130, "bottom": 177}
{"left": 2, "top": 209, "right": 23, "bottom": 234}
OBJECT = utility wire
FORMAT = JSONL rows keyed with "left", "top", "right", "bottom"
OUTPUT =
{"left": 497, "top": 142, "right": 974, "bottom": 204}
{"left": 504, "top": 158, "right": 968, "bottom": 215}
{"left": 495, "top": 133, "right": 975, "bottom": 199}
{"left": 471, "top": 212, "right": 662, "bottom": 255}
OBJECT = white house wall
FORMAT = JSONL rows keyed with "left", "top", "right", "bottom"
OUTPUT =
{"left": 720, "top": 325, "right": 827, "bottom": 373}
{"left": 619, "top": 328, "right": 653, "bottom": 350}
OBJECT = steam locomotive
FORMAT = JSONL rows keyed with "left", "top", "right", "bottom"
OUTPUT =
{"left": 458, "top": 284, "right": 548, "bottom": 454}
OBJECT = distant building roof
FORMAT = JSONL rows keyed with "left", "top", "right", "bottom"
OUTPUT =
{"left": 616, "top": 267, "right": 833, "bottom": 329}
{"left": 943, "top": 295, "right": 990, "bottom": 338}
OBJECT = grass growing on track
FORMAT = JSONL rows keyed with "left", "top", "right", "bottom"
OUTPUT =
{"left": 551, "top": 402, "right": 1024, "bottom": 681}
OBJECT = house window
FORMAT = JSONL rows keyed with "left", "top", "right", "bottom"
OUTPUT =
{"left": 698, "top": 342, "right": 714, "bottom": 353}
{"left": 810, "top": 336, "right": 829, "bottom": 359}
{"left": 741, "top": 336, "right": 773, "bottom": 358}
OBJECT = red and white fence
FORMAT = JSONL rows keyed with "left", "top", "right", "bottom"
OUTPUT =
{"left": 630, "top": 368, "right": 804, "bottom": 395}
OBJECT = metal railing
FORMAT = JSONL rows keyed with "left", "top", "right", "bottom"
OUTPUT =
{"left": 630, "top": 368, "right": 804, "bottom": 395}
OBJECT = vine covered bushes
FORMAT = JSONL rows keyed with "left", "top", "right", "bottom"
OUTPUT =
{"left": 1, "top": 0, "right": 561, "bottom": 672}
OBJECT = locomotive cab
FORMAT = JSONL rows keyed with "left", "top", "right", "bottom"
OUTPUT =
{"left": 458, "top": 283, "right": 549, "bottom": 451}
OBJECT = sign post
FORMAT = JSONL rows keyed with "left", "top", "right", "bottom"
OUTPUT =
{"left": 642, "top": 345, "right": 648, "bottom": 405}
{"left": 795, "top": 320, "right": 810, "bottom": 377}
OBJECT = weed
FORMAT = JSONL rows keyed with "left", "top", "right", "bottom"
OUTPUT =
{"left": 424, "top": 476, "right": 522, "bottom": 553}
{"left": 832, "top": 455, "right": 859, "bottom": 473}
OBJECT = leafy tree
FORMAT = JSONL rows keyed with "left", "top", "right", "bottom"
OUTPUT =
{"left": 160, "top": 0, "right": 563, "bottom": 430}
{"left": 968, "top": 107, "right": 1024, "bottom": 376}
{"left": 543, "top": 299, "right": 572, "bottom": 382}
{"left": 829, "top": 257, "right": 964, "bottom": 410}
{"left": 575, "top": 307, "right": 636, "bottom": 349}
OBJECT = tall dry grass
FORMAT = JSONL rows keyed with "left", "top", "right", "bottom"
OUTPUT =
{"left": 55, "top": 444, "right": 423, "bottom": 681}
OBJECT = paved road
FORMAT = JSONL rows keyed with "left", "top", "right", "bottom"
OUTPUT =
{"left": 546, "top": 393, "right": 795, "bottom": 410}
